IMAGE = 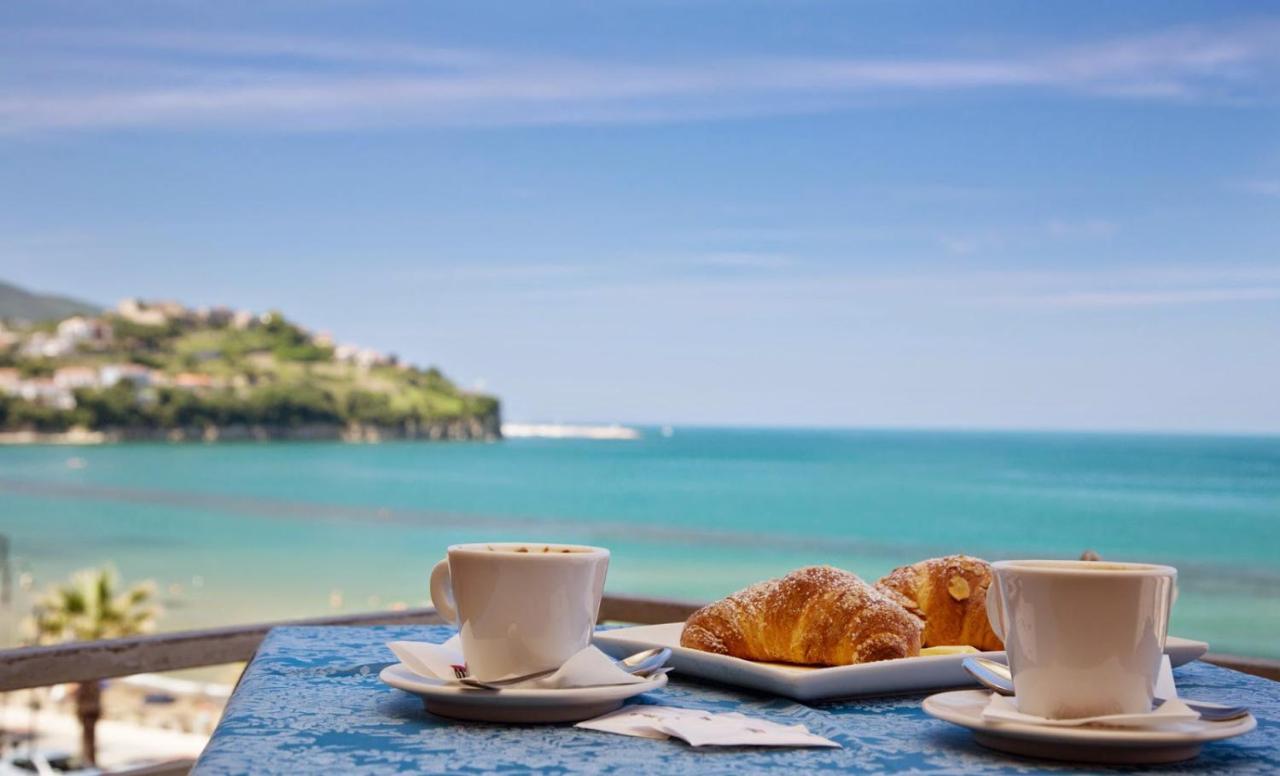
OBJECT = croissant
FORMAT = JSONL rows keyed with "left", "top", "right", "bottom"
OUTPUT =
{"left": 876, "top": 555, "right": 1003, "bottom": 651}
{"left": 680, "top": 566, "right": 923, "bottom": 665}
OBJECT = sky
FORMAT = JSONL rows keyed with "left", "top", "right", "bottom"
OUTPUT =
{"left": 1, "top": 1, "right": 1278, "bottom": 432}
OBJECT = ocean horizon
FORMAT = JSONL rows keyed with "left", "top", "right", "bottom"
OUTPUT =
{"left": 2, "top": 426, "right": 1277, "bottom": 659}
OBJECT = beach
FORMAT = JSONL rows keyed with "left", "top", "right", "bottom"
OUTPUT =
{"left": 1, "top": 428, "right": 1277, "bottom": 658}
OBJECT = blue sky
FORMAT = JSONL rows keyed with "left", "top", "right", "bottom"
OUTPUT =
{"left": 2, "top": 1, "right": 1279, "bottom": 431}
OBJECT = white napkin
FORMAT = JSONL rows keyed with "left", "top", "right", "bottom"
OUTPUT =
{"left": 982, "top": 656, "right": 1200, "bottom": 728}
{"left": 388, "top": 636, "right": 646, "bottom": 689}
{"left": 577, "top": 706, "right": 840, "bottom": 748}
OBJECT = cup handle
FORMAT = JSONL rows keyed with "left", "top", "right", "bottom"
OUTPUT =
{"left": 986, "top": 581, "right": 1006, "bottom": 643}
{"left": 429, "top": 559, "right": 458, "bottom": 626}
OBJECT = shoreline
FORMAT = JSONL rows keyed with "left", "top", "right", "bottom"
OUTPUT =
{"left": 0, "top": 417, "right": 500, "bottom": 445}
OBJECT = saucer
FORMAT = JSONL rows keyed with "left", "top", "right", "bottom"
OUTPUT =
{"left": 379, "top": 663, "right": 668, "bottom": 723}
{"left": 923, "top": 690, "right": 1256, "bottom": 764}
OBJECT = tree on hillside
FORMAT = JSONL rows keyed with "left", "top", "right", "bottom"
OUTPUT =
{"left": 27, "top": 567, "right": 160, "bottom": 765}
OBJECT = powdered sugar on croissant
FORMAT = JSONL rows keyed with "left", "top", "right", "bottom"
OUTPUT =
{"left": 680, "top": 565, "right": 923, "bottom": 665}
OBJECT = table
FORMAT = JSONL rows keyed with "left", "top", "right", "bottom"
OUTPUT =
{"left": 194, "top": 625, "right": 1277, "bottom": 774}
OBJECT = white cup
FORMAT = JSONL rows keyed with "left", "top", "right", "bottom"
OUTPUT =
{"left": 429, "top": 542, "right": 610, "bottom": 681}
{"left": 986, "top": 559, "right": 1177, "bottom": 719}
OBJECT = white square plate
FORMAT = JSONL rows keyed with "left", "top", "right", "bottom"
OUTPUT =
{"left": 593, "top": 623, "right": 1210, "bottom": 702}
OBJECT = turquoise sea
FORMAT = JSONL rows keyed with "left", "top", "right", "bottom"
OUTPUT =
{"left": 1, "top": 429, "right": 1278, "bottom": 658}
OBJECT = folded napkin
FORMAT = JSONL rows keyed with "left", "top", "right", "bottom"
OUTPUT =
{"left": 982, "top": 656, "right": 1200, "bottom": 728}
{"left": 388, "top": 636, "right": 646, "bottom": 689}
{"left": 577, "top": 706, "right": 840, "bottom": 748}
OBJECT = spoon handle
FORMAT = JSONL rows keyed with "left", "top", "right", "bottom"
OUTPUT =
{"left": 1170, "top": 699, "right": 1251, "bottom": 722}
{"left": 458, "top": 667, "right": 558, "bottom": 689}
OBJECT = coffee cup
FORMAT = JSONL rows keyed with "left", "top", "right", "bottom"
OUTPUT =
{"left": 429, "top": 542, "right": 610, "bottom": 681}
{"left": 986, "top": 559, "right": 1177, "bottom": 719}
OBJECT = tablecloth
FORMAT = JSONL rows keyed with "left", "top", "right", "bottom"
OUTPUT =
{"left": 194, "top": 625, "right": 1277, "bottom": 774}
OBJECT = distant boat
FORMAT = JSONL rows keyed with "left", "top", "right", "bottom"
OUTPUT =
{"left": 501, "top": 423, "right": 641, "bottom": 440}
{"left": 660, "top": 425, "right": 675, "bottom": 438}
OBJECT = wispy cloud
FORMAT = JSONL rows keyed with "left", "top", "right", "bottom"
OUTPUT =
{"left": 997, "top": 286, "right": 1280, "bottom": 308}
{"left": 1045, "top": 218, "right": 1118, "bottom": 238}
{"left": 938, "top": 218, "right": 1118, "bottom": 256}
{"left": 27, "top": 29, "right": 492, "bottom": 69}
{"left": 413, "top": 254, "right": 1280, "bottom": 313}
{"left": 1236, "top": 179, "right": 1280, "bottom": 197}
{"left": 693, "top": 252, "right": 794, "bottom": 270}
{"left": 2, "top": 18, "right": 1278, "bottom": 133}
{"left": 976, "top": 265, "right": 1280, "bottom": 309}
{"left": 939, "top": 236, "right": 983, "bottom": 256}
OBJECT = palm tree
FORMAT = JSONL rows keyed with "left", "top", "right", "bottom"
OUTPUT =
{"left": 27, "top": 567, "right": 159, "bottom": 765}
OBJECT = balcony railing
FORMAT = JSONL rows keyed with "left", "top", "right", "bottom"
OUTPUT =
{"left": 0, "top": 593, "right": 1275, "bottom": 774}
{"left": 1, "top": 593, "right": 1276, "bottom": 692}
{"left": 0, "top": 594, "right": 703, "bottom": 693}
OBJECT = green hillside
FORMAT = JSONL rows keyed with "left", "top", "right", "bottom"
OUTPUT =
{"left": 0, "top": 280, "right": 102, "bottom": 322}
{"left": 0, "top": 297, "right": 500, "bottom": 441}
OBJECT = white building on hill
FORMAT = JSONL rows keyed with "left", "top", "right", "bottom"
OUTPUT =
{"left": 100, "top": 363, "right": 155, "bottom": 388}
{"left": 117, "top": 298, "right": 171, "bottom": 327}
{"left": 53, "top": 365, "right": 100, "bottom": 390}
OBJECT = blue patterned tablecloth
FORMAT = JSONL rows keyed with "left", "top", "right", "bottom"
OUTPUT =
{"left": 194, "top": 625, "right": 1277, "bottom": 774}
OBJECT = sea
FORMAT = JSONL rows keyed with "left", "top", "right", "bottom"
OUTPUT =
{"left": 1, "top": 428, "right": 1277, "bottom": 659}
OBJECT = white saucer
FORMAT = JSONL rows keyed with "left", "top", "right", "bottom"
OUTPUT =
{"left": 923, "top": 690, "right": 1256, "bottom": 764}
{"left": 379, "top": 663, "right": 668, "bottom": 723}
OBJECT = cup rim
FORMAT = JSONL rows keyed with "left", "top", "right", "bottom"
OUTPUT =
{"left": 992, "top": 559, "right": 1176, "bottom": 576}
{"left": 447, "top": 542, "right": 610, "bottom": 560}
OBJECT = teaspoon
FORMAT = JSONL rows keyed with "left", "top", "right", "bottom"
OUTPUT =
{"left": 459, "top": 647, "right": 671, "bottom": 690}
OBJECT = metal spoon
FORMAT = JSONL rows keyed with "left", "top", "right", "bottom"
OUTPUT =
{"left": 617, "top": 646, "right": 672, "bottom": 675}
{"left": 459, "top": 647, "right": 671, "bottom": 690}
{"left": 961, "top": 656, "right": 1250, "bottom": 722}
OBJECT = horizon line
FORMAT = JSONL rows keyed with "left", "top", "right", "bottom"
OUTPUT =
{"left": 504, "top": 420, "right": 1280, "bottom": 439}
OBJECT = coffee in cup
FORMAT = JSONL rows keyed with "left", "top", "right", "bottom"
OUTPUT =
{"left": 987, "top": 559, "right": 1177, "bottom": 719}
{"left": 429, "top": 542, "right": 610, "bottom": 681}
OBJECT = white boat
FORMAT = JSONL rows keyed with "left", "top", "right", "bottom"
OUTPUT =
{"left": 500, "top": 423, "right": 641, "bottom": 440}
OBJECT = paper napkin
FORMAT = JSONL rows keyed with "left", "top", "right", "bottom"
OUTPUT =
{"left": 387, "top": 636, "right": 647, "bottom": 688}
{"left": 981, "top": 656, "right": 1200, "bottom": 728}
{"left": 577, "top": 706, "right": 840, "bottom": 748}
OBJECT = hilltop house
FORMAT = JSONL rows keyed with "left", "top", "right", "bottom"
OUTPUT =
{"left": 21, "top": 331, "right": 74, "bottom": 359}
{"left": 172, "top": 372, "right": 216, "bottom": 390}
{"left": 53, "top": 365, "right": 100, "bottom": 390}
{"left": 117, "top": 298, "right": 173, "bottom": 327}
{"left": 17, "top": 378, "right": 74, "bottom": 410}
{"left": 100, "top": 363, "right": 155, "bottom": 388}
{"left": 56, "top": 316, "right": 93, "bottom": 342}
{"left": 18, "top": 316, "right": 113, "bottom": 359}
{"left": 231, "top": 309, "right": 256, "bottom": 330}
{"left": 335, "top": 344, "right": 392, "bottom": 370}
{"left": 195, "top": 306, "right": 235, "bottom": 327}
{"left": 59, "top": 315, "right": 113, "bottom": 344}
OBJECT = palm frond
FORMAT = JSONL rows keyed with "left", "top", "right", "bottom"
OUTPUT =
{"left": 28, "top": 567, "right": 165, "bottom": 644}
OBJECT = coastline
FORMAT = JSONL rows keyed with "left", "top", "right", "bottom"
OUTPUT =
{"left": 0, "top": 416, "right": 501, "bottom": 444}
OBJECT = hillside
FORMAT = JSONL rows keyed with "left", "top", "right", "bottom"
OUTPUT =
{"left": 0, "top": 297, "right": 500, "bottom": 442}
{"left": 0, "top": 280, "right": 101, "bottom": 322}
